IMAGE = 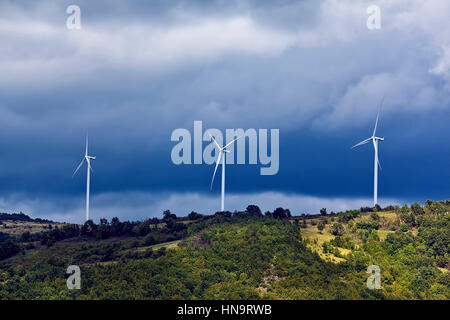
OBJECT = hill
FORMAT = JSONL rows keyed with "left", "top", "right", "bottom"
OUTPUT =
{"left": 0, "top": 201, "right": 448, "bottom": 299}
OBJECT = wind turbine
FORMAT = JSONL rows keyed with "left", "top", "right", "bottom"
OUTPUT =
{"left": 352, "top": 98, "right": 385, "bottom": 207}
{"left": 73, "top": 134, "right": 96, "bottom": 222}
{"left": 207, "top": 131, "right": 242, "bottom": 212}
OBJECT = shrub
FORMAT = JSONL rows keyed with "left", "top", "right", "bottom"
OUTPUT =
{"left": 317, "top": 221, "right": 325, "bottom": 232}
{"left": 337, "top": 210, "right": 360, "bottom": 223}
{"left": 21, "top": 231, "right": 31, "bottom": 242}
{"left": 356, "top": 220, "right": 379, "bottom": 230}
{"left": 400, "top": 223, "right": 409, "bottom": 232}
{"left": 330, "top": 236, "right": 355, "bottom": 250}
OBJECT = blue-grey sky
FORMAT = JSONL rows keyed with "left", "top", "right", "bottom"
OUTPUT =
{"left": 0, "top": 0, "right": 449, "bottom": 222}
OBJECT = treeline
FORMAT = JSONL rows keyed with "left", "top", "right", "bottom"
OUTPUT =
{"left": 34, "top": 205, "right": 294, "bottom": 247}
{"left": 0, "top": 205, "right": 294, "bottom": 262}
{"left": 3, "top": 200, "right": 448, "bottom": 265}
{"left": 188, "top": 205, "right": 292, "bottom": 220}
{"left": 0, "top": 212, "right": 53, "bottom": 223}
{"left": 290, "top": 204, "right": 400, "bottom": 220}
{"left": 35, "top": 213, "right": 188, "bottom": 248}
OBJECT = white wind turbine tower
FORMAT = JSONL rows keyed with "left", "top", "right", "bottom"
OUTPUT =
{"left": 207, "top": 131, "right": 242, "bottom": 212}
{"left": 73, "top": 134, "right": 96, "bottom": 222}
{"left": 352, "top": 98, "right": 385, "bottom": 207}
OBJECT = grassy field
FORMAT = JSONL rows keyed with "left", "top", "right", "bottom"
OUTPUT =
{"left": 0, "top": 220, "right": 65, "bottom": 237}
{"left": 0, "top": 218, "right": 193, "bottom": 239}
{"left": 150, "top": 220, "right": 194, "bottom": 229}
{"left": 136, "top": 240, "right": 181, "bottom": 252}
{"left": 298, "top": 211, "right": 405, "bottom": 262}
{"left": 300, "top": 225, "right": 347, "bottom": 263}
{"left": 83, "top": 240, "right": 182, "bottom": 266}
{"left": 377, "top": 230, "right": 394, "bottom": 241}
{"left": 1, "top": 235, "right": 183, "bottom": 269}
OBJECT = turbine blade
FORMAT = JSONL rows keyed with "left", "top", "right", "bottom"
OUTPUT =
{"left": 351, "top": 138, "right": 371, "bottom": 149}
{"left": 373, "top": 96, "right": 384, "bottom": 136}
{"left": 373, "top": 139, "right": 382, "bottom": 170}
{"left": 72, "top": 158, "right": 85, "bottom": 177}
{"left": 224, "top": 135, "right": 244, "bottom": 149}
{"left": 210, "top": 151, "right": 222, "bottom": 190}
{"left": 206, "top": 130, "right": 221, "bottom": 150}
{"left": 85, "top": 133, "right": 89, "bottom": 156}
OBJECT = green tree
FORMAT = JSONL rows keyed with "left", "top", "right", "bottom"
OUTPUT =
{"left": 411, "top": 202, "right": 425, "bottom": 216}
{"left": 246, "top": 205, "right": 263, "bottom": 217}
{"left": 163, "top": 210, "right": 177, "bottom": 221}
{"left": 21, "top": 231, "right": 31, "bottom": 242}
{"left": 330, "top": 223, "right": 344, "bottom": 236}
{"left": 400, "top": 223, "right": 409, "bottom": 232}
{"left": 188, "top": 211, "right": 203, "bottom": 220}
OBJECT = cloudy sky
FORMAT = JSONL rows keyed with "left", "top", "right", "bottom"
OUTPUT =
{"left": 0, "top": 0, "right": 449, "bottom": 223}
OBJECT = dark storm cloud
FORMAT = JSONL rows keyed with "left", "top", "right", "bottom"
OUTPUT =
{"left": 0, "top": 0, "right": 449, "bottom": 221}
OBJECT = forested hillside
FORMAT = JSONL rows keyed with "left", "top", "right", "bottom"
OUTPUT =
{"left": 0, "top": 201, "right": 448, "bottom": 300}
